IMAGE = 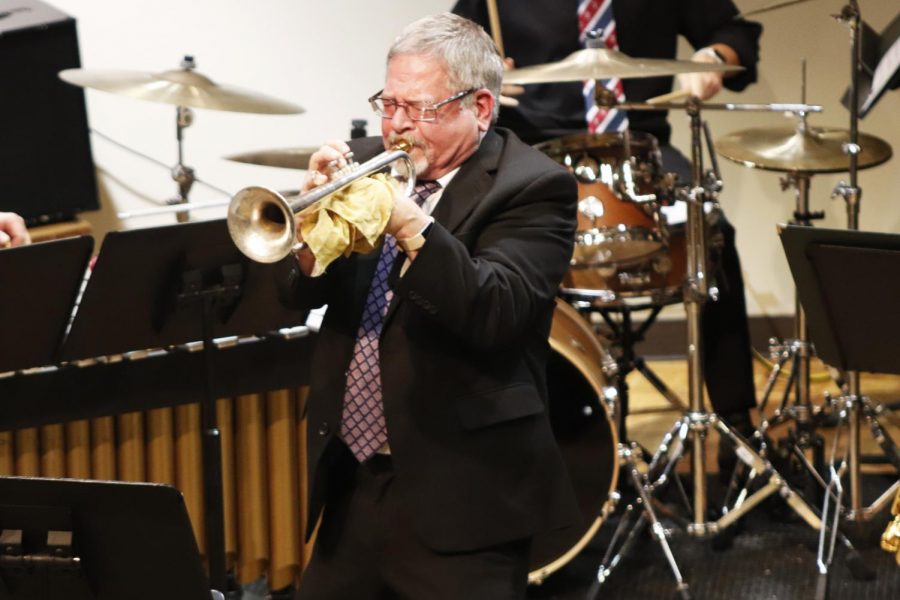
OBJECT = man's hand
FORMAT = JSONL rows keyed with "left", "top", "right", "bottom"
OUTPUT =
{"left": 676, "top": 45, "right": 739, "bottom": 101}
{"left": 0, "top": 212, "right": 30, "bottom": 248}
{"left": 293, "top": 140, "right": 354, "bottom": 274}
{"left": 386, "top": 185, "right": 430, "bottom": 243}
{"left": 499, "top": 57, "right": 525, "bottom": 107}
{"left": 302, "top": 140, "right": 353, "bottom": 192}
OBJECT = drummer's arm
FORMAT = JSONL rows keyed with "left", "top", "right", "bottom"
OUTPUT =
{"left": 678, "top": 2, "right": 763, "bottom": 98}
{"left": 677, "top": 44, "right": 736, "bottom": 100}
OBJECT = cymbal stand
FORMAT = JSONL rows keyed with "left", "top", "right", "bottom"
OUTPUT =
{"left": 594, "top": 96, "right": 867, "bottom": 593}
{"left": 169, "top": 56, "right": 199, "bottom": 223}
{"left": 821, "top": 0, "right": 900, "bottom": 530}
{"left": 753, "top": 77, "right": 829, "bottom": 497}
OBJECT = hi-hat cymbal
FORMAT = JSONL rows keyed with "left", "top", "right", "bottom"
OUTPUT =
{"left": 503, "top": 47, "right": 743, "bottom": 85}
{"left": 224, "top": 147, "right": 317, "bottom": 170}
{"left": 59, "top": 61, "right": 303, "bottom": 115}
{"left": 716, "top": 125, "right": 893, "bottom": 173}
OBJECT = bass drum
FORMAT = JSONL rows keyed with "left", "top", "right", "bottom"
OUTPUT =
{"left": 530, "top": 299, "right": 620, "bottom": 583}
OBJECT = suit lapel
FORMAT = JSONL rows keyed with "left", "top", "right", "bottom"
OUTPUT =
{"left": 431, "top": 129, "right": 503, "bottom": 234}
{"left": 382, "top": 129, "right": 505, "bottom": 327}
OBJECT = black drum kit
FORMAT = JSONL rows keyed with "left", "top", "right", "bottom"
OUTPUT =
{"left": 57, "top": 0, "right": 900, "bottom": 595}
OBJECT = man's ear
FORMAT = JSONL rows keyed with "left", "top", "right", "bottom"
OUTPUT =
{"left": 472, "top": 89, "right": 495, "bottom": 131}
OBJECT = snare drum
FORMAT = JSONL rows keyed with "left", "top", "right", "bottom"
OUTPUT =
{"left": 560, "top": 224, "right": 686, "bottom": 305}
{"left": 535, "top": 132, "right": 666, "bottom": 268}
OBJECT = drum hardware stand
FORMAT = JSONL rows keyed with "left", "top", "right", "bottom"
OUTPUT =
{"left": 587, "top": 96, "right": 870, "bottom": 596}
{"left": 751, "top": 165, "right": 829, "bottom": 498}
{"left": 581, "top": 341, "right": 692, "bottom": 600}
{"left": 754, "top": 64, "right": 829, "bottom": 482}
{"left": 165, "top": 56, "right": 204, "bottom": 223}
{"left": 172, "top": 101, "right": 197, "bottom": 223}
{"left": 88, "top": 127, "right": 232, "bottom": 221}
{"left": 579, "top": 298, "right": 688, "bottom": 437}
{"left": 813, "top": 1, "right": 900, "bottom": 539}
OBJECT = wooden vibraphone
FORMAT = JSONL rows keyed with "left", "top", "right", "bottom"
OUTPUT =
{"left": 0, "top": 333, "right": 318, "bottom": 592}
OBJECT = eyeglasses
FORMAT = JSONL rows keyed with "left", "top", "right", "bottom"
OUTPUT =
{"left": 368, "top": 88, "right": 477, "bottom": 122}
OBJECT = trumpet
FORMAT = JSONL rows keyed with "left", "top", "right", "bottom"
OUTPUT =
{"left": 227, "top": 142, "right": 416, "bottom": 263}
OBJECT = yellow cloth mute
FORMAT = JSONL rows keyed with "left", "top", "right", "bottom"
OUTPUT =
{"left": 298, "top": 173, "right": 396, "bottom": 277}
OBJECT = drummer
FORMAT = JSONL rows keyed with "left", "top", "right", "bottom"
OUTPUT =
{"left": 452, "top": 0, "right": 762, "bottom": 470}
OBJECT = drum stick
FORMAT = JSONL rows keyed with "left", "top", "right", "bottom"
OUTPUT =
{"left": 486, "top": 0, "right": 505, "bottom": 59}
{"left": 646, "top": 89, "right": 691, "bottom": 105}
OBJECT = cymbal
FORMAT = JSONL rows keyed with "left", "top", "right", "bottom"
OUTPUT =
{"left": 59, "top": 63, "right": 303, "bottom": 115}
{"left": 224, "top": 147, "right": 317, "bottom": 170}
{"left": 716, "top": 125, "right": 893, "bottom": 173}
{"left": 503, "top": 48, "right": 743, "bottom": 85}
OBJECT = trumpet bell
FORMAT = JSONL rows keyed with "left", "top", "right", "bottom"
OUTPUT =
{"left": 227, "top": 143, "right": 416, "bottom": 264}
{"left": 227, "top": 186, "right": 296, "bottom": 263}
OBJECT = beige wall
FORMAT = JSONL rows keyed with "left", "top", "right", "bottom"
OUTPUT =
{"left": 54, "top": 0, "right": 900, "bottom": 318}
{"left": 670, "top": 0, "right": 900, "bottom": 317}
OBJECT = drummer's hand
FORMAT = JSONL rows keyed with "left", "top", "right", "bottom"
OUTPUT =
{"left": 678, "top": 45, "right": 739, "bottom": 101}
{"left": 0, "top": 212, "right": 30, "bottom": 248}
{"left": 499, "top": 57, "right": 524, "bottom": 107}
{"left": 302, "top": 140, "right": 352, "bottom": 192}
{"left": 677, "top": 66, "right": 723, "bottom": 101}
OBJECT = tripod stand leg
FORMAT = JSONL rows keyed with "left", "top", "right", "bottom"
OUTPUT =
{"left": 628, "top": 458, "right": 691, "bottom": 599}
{"left": 715, "top": 418, "right": 872, "bottom": 580}
{"left": 647, "top": 418, "right": 694, "bottom": 515}
{"left": 592, "top": 448, "right": 691, "bottom": 600}
{"left": 758, "top": 346, "right": 792, "bottom": 416}
{"left": 862, "top": 401, "right": 900, "bottom": 472}
{"left": 634, "top": 357, "right": 688, "bottom": 412}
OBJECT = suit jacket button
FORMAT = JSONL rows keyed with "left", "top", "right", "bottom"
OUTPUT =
{"left": 317, "top": 422, "right": 330, "bottom": 436}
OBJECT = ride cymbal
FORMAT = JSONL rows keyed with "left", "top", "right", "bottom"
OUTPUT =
{"left": 59, "top": 58, "right": 303, "bottom": 115}
{"left": 503, "top": 48, "right": 743, "bottom": 85}
{"left": 224, "top": 147, "right": 317, "bottom": 170}
{"left": 716, "top": 125, "right": 892, "bottom": 173}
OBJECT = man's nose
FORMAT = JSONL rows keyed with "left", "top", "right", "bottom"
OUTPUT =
{"left": 389, "top": 105, "right": 415, "bottom": 131}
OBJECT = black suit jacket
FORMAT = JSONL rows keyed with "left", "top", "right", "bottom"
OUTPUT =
{"left": 278, "top": 128, "right": 580, "bottom": 552}
{"left": 453, "top": 0, "right": 762, "bottom": 145}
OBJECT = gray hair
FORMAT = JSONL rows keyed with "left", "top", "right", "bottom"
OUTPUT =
{"left": 388, "top": 13, "right": 504, "bottom": 122}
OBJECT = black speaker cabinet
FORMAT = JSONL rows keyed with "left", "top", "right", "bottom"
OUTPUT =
{"left": 0, "top": 0, "right": 99, "bottom": 225}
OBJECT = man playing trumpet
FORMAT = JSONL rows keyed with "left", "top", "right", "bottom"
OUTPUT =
{"left": 278, "top": 13, "right": 580, "bottom": 599}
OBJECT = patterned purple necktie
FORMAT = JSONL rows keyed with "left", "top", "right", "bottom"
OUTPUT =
{"left": 340, "top": 180, "right": 441, "bottom": 462}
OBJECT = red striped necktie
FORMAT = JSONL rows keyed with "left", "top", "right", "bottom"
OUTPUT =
{"left": 577, "top": 0, "right": 629, "bottom": 133}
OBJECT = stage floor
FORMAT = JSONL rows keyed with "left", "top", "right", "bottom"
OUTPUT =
{"left": 528, "top": 357, "right": 900, "bottom": 599}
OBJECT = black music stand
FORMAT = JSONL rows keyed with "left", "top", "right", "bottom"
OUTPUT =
{"left": 841, "top": 11, "right": 900, "bottom": 118}
{"left": 60, "top": 219, "right": 304, "bottom": 360}
{"left": 780, "top": 224, "right": 900, "bottom": 598}
{"left": 0, "top": 237, "right": 92, "bottom": 373}
{"left": 0, "top": 477, "right": 210, "bottom": 600}
{"left": 58, "top": 218, "right": 308, "bottom": 593}
{"left": 780, "top": 224, "right": 900, "bottom": 376}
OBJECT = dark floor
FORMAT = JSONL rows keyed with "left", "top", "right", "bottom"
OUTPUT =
{"left": 526, "top": 474, "right": 900, "bottom": 600}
